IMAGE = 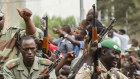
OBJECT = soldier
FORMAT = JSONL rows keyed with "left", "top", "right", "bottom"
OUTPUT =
{"left": 0, "top": 8, "right": 43, "bottom": 71}
{"left": 0, "top": 8, "right": 39, "bottom": 40}
{"left": 3, "top": 36, "right": 56, "bottom": 79}
{"left": 75, "top": 40, "right": 128, "bottom": 79}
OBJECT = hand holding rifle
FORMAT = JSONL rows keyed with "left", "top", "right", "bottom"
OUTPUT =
{"left": 65, "top": 51, "right": 75, "bottom": 61}
{"left": 41, "top": 19, "right": 46, "bottom": 31}
{"left": 55, "top": 51, "right": 75, "bottom": 73}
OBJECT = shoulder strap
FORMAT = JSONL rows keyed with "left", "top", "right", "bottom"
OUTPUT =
{"left": 113, "top": 68, "right": 120, "bottom": 79}
{"left": 39, "top": 59, "right": 52, "bottom": 66}
{"left": 6, "top": 61, "right": 18, "bottom": 69}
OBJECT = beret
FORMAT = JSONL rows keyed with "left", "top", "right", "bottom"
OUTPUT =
{"left": 101, "top": 40, "right": 121, "bottom": 53}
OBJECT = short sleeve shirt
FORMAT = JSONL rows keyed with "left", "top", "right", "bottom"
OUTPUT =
{"left": 74, "top": 41, "right": 84, "bottom": 57}
{"left": 53, "top": 37, "right": 74, "bottom": 56}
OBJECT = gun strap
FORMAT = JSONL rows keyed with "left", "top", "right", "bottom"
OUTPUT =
{"left": 113, "top": 69, "right": 119, "bottom": 79}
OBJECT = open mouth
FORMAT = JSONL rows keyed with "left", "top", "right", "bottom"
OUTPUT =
{"left": 112, "top": 61, "right": 117, "bottom": 66}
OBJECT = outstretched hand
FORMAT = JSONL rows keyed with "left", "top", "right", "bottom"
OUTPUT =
{"left": 17, "top": 8, "right": 32, "bottom": 20}
{"left": 52, "top": 28, "right": 59, "bottom": 34}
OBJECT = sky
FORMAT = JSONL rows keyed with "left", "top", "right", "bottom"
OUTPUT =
{"left": 26, "top": 0, "right": 96, "bottom": 24}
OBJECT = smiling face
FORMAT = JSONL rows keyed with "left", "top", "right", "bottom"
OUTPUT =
{"left": 101, "top": 47, "right": 120, "bottom": 69}
{"left": 74, "top": 29, "right": 81, "bottom": 40}
{"left": 20, "top": 39, "right": 37, "bottom": 62}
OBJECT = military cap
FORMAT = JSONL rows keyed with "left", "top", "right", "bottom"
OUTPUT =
{"left": 0, "top": 10, "right": 4, "bottom": 17}
{"left": 101, "top": 40, "right": 121, "bottom": 52}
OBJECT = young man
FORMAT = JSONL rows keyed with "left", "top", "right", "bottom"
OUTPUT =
{"left": 57, "top": 28, "right": 87, "bottom": 57}
{"left": 3, "top": 36, "right": 56, "bottom": 79}
{"left": 49, "top": 25, "right": 74, "bottom": 56}
{"left": 86, "top": 8, "right": 105, "bottom": 42}
{"left": 75, "top": 40, "right": 128, "bottom": 79}
{"left": 113, "top": 28, "right": 130, "bottom": 53}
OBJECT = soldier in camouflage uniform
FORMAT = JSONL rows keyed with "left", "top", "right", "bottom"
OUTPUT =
{"left": 0, "top": 8, "right": 41, "bottom": 40}
{"left": 3, "top": 36, "right": 56, "bottom": 79}
{"left": 75, "top": 40, "right": 128, "bottom": 79}
{"left": 0, "top": 8, "right": 43, "bottom": 78}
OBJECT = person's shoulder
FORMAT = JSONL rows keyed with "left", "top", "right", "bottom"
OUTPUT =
{"left": 38, "top": 57, "right": 53, "bottom": 66}
{"left": 65, "top": 39, "right": 73, "bottom": 44}
{"left": 112, "top": 68, "right": 128, "bottom": 79}
{"left": 4, "top": 58, "right": 19, "bottom": 70}
{"left": 7, "top": 26, "right": 21, "bottom": 32}
{"left": 117, "top": 70, "right": 128, "bottom": 79}
{"left": 114, "top": 36, "right": 120, "bottom": 40}
{"left": 79, "top": 41, "right": 84, "bottom": 44}
{"left": 9, "top": 26, "right": 20, "bottom": 29}
{"left": 53, "top": 38, "right": 62, "bottom": 42}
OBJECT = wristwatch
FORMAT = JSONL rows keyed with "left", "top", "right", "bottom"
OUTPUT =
{"left": 64, "top": 34, "right": 68, "bottom": 38}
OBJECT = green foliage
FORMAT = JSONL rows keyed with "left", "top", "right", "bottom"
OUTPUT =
{"left": 32, "top": 15, "right": 41, "bottom": 29}
{"left": 97, "top": 0, "right": 140, "bottom": 36}
{"left": 19, "top": 15, "right": 76, "bottom": 38}
{"left": 19, "top": 19, "right": 25, "bottom": 29}
{"left": 48, "top": 16, "right": 76, "bottom": 38}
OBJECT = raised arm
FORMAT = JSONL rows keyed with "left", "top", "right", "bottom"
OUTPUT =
{"left": 17, "top": 8, "right": 36, "bottom": 35}
{"left": 58, "top": 29, "right": 81, "bottom": 46}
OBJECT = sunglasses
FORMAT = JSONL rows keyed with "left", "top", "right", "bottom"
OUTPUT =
{"left": 0, "top": 17, "right": 3, "bottom": 21}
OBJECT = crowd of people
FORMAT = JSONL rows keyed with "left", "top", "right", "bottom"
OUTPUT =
{"left": 0, "top": 6, "right": 140, "bottom": 79}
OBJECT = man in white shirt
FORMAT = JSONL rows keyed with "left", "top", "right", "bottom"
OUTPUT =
{"left": 108, "top": 31, "right": 121, "bottom": 47}
{"left": 113, "top": 28, "right": 130, "bottom": 53}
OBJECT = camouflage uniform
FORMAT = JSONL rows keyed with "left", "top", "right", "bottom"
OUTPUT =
{"left": 3, "top": 56, "right": 56, "bottom": 79}
{"left": 0, "top": 28, "right": 43, "bottom": 67}
{"left": 75, "top": 61, "right": 128, "bottom": 79}
{"left": 75, "top": 40, "right": 128, "bottom": 79}
{"left": 0, "top": 10, "right": 43, "bottom": 77}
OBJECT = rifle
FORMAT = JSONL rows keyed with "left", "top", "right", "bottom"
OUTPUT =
{"left": 91, "top": 19, "right": 116, "bottom": 79}
{"left": 92, "top": 4, "right": 98, "bottom": 46}
{"left": 69, "top": 4, "right": 97, "bottom": 79}
{"left": 38, "top": 58, "right": 61, "bottom": 79}
{"left": 91, "top": 4, "right": 101, "bottom": 79}
{"left": 42, "top": 16, "right": 51, "bottom": 57}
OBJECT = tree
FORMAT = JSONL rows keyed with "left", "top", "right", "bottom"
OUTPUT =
{"left": 97, "top": 0, "right": 140, "bottom": 36}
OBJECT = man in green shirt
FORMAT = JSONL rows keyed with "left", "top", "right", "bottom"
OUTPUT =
{"left": 0, "top": 8, "right": 43, "bottom": 78}
{"left": 3, "top": 36, "right": 56, "bottom": 79}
